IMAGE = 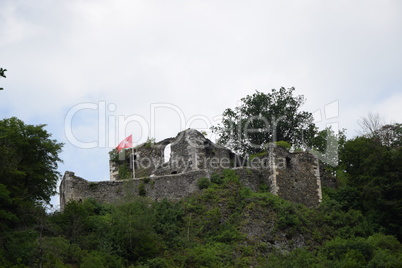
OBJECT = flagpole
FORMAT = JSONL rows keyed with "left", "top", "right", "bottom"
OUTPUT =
{"left": 132, "top": 147, "right": 135, "bottom": 179}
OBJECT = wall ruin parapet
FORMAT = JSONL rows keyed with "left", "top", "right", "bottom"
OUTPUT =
{"left": 60, "top": 129, "right": 321, "bottom": 209}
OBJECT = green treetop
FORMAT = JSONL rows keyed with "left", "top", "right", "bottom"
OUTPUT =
{"left": 212, "top": 87, "right": 317, "bottom": 155}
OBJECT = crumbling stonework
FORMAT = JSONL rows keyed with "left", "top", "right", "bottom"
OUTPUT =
{"left": 268, "top": 144, "right": 322, "bottom": 207}
{"left": 60, "top": 169, "right": 209, "bottom": 211}
{"left": 60, "top": 129, "right": 321, "bottom": 210}
{"left": 111, "top": 129, "right": 239, "bottom": 180}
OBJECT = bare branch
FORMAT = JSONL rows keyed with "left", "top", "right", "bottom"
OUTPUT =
{"left": 358, "top": 112, "right": 384, "bottom": 137}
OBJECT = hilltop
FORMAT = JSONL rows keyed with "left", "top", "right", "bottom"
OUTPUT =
{"left": 49, "top": 169, "right": 402, "bottom": 267}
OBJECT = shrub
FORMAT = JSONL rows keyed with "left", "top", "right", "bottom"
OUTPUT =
{"left": 222, "top": 169, "right": 239, "bottom": 184}
{"left": 210, "top": 173, "right": 223, "bottom": 185}
{"left": 197, "top": 178, "right": 211, "bottom": 190}
{"left": 118, "top": 164, "right": 131, "bottom": 180}
{"left": 259, "top": 183, "right": 270, "bottom": 193}
{"left": 145, "top": 138, "right": 155, "bottom": 148}
{"left": 109, "top": 149, "right": 119, "bottom": 161}
{"left": 275, "top": 141, "right": 291, "bottom": 150}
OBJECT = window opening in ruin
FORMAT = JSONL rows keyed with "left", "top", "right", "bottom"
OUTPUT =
{"left": 164, "top": 144, "right": 171, "bottom": 163}
{"left": 286, "top": 157, "right": 291, "bottom": 168}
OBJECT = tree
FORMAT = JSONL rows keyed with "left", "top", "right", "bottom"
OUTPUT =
{"left": 358, "top": 112, "right": 401, "bottom": 147}
{"left": 111, "top": 200, "right": 161, "bottom": 262}
{"left": 339, "top": 135, "right": 402, "bottom": 240}
{"left": 0, "top": 117, "right": 63, "bottom": 266}
{"left": 211, "top": 87, "right": 317, "bottom": 155}
{"left": 0, "top": 117, "right": 63, "bottom": 204}
{"left": 311, "top": 127, "right": 346, "bottom": 168}
{"left": 376, "top": 123, "right": 402, "bottom": 148}
{"left": 0, "top": 117, "right": 63, "bottom": 235}
{"left": 358, "top": 112, "right": 384, "bottom": 138}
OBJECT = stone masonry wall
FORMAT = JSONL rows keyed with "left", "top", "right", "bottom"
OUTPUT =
{"left": 60, "top": 154, "right": 320, "bottom": 210}
{"left": 60, "top": 168, "right": 272, "bottom": 211}
{"left": 272, "top": 146, "right": 322, "bottom": 208}
{"left": 60, "top": 170, "right": 211, "bottom": 211}
{"left": 60, "top": 129, "right": 322, "bottom": 210}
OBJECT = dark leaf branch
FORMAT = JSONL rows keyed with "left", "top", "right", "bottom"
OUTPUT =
{"left": 0, "top": 67, "right": 7, "bottom": 90}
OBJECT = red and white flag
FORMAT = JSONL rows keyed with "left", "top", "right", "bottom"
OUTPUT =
{"left": 116, "top": 134, "right": 133, "bottom": 153}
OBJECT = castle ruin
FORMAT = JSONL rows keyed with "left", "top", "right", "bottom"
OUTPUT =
{"left": 60, "top": 129, "right": 322, "bottom": 210}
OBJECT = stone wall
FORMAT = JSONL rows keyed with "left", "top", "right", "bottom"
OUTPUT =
{"left": 60, "top": 152, "right": 321, "bottom": 209}
{"left": 60, "top": 129, "right": 322, "bottom": 210}
{"left": 271, "top": 146, "right": 322, "bottom": 208}
{"left": 60, "top": 168, "right": 270, "bottom": 211}
{"left": 132, "top": 129, "right": 238, "bottom": 177}
{"left": 60, "top": 169, "right": 213, "bottom": 211}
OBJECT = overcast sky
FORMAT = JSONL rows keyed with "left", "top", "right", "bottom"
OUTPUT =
{"left": 1, "top": 0, "right": 401, "bottom": 209}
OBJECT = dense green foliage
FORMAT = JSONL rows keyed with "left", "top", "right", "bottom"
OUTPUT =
{"left": 0, "top": 117, "right": 63, "bottom": 203}
{"left": 1, "top": 165, "right": 401, "bottom": 267}
{"left": 338, "top": 134, "right": 402, "bottom": 240}
{"left": 0, "top": 115, "right": 401, "bottom": 267}
{"left": 211, "top": 87, "right": 317, "bottom": 155}
{"left": 2, "top": 172, "right": 401, "bottom": 267}
{"left": 0, "top": 117, "right": 63, "bottom": 267}
{"left": 0, "top": 118, "right": 63, "bottom": 216}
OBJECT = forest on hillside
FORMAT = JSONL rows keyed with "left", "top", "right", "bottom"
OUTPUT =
{"left": 1, "top": 89, "right": 401, "bottom": 267}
